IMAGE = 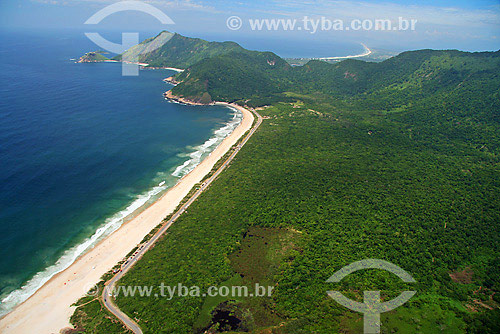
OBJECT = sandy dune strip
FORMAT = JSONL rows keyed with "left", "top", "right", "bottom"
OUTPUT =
{"left": 0, "top": 104, "right": 254, "bottom": 334}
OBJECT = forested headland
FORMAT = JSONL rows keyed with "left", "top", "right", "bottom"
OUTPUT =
{"left": 72, "top": 39, "right": 500, "bottom": 333}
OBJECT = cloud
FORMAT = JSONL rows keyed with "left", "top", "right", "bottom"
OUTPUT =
{"left": 265, "top": 0, "right": 500, "bottom": 28}
{"left": 29, "top": 0, "right": 500, "bottom": 27}
{"left": 31, "top": 0, "right": 219, "bottom": 13}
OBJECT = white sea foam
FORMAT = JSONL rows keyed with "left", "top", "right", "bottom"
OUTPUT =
{"left": 166, "top": 99, "right": 183, "bottom": 105}
{"left": 0, "top": 105, "right": 243, "bottom": 317}
{"left": 0, "top": 183, "right": 167, "bottom": 317}
{"left": 172, "top": 108, "right": 242, "bottom": 178}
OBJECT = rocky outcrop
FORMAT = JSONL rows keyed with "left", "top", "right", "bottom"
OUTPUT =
{"left": 163, "top": 90, "right": 214, "bottom": 106}
{"left": 77, "top": 51, "right": 109, "bottom": 63}
{"left": 163, "top": 76, "right": 180, "bottom": 85}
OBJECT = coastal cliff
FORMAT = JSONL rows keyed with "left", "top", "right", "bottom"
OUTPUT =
{"left": 163, "top": 90, "right": 214, "bottom": 106}
{"left": 163, "top": 76, "right": 180, "bottom": 85}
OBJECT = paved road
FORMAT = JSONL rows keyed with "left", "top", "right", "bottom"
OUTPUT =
{"left": 102, "top": 109, "right": 262, "bottom": 333}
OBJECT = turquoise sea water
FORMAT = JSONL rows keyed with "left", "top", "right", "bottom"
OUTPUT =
{"left": 0, "top": 30, "right": 241, "bottom": 315}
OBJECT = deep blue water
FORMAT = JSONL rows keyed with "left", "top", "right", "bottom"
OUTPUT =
{"left": 0, "top": 30, "right": 240, "bottom": 314}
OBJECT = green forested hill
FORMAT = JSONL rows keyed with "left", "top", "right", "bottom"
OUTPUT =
{"left": 114, "top": 31, "right": 245, "bottom": 68}
{"left": 172, "top": 48, "right": 500, "bottom": 103}
{"left": 77, "top": 51, "right": 109, "bottom": 62}
{"left": 172, "top": 48, "right": 500, "bottom": 155}
{"left": 72, "top": 45, "right": 500, "bottom": 333}
{"left": 171, "top": 50, "right": 292, "bottom": 103}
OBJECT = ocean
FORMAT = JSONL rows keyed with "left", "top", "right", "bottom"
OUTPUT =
{"left": 191, "top": 31, "right": 366, "bottom": 59}
{"left": 0, "top": 29, "right": 241, "bottom": 315}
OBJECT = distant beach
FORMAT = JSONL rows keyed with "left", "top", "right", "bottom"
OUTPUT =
{"left": 318, "top": 43, "right": 372, "bottom": 60}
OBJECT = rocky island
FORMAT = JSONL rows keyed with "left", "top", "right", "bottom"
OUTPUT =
{"left": 76, "top": 51, "right": 110, "bottom": 63}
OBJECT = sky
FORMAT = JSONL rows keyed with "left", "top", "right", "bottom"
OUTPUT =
{"left": 0, "top": 0, "right": 499, "bottom": 52}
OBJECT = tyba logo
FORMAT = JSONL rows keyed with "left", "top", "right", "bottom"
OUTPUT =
{"left": 326, "top": 259, "right": 416, "bottom": 333}
{"left": 84, "top": 1, "right": 174, "bottom": 76}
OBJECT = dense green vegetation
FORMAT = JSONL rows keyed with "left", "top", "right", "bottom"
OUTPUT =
{"left": 171, "top": 50, "right": 292, "bottom": 104}
{"left": 172, "top": 48, "right": 500, "bottom": 108}
{"left": 114, "top": 31, "right": 245, "bottom": 68}
{"left": 115, "top": 98, "right": 499, "bottom": 333}
{"left": 73, "top": 42, "right": 500, "bottom": 333}
{"left": 172, "top": 50, "right": 292, "bottom": 104}
{"left": 77, "top": 51, "right": 109, "bottom": 62}
{"left": 69, "top": 264, "right": 132, "bottom": 334}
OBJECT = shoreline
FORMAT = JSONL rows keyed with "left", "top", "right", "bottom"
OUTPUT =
{"left": 77, "top": 59, "right": 185, "bottom": 72}
{"left": 318, "top": 43, "right": 372, "bottom": 60}
{"left": 0, "top": 94, "right": 254, "bottom": 333}
{"left": 163, "top": 90, "right": 213, "bottom": 106}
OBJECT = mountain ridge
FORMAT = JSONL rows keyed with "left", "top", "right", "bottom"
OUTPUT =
{"left": 114, "top": 31, "right": 246, "bottom": 68}
{"left": 168, "top": 47, "right": 500, "bottom": 108}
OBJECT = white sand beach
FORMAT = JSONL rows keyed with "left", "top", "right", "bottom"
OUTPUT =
{"left": 0, "top": 104, "right": 254, "bottom": 334}
{"left": 318, "top": 43, "right": 372, "bottom": 60}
